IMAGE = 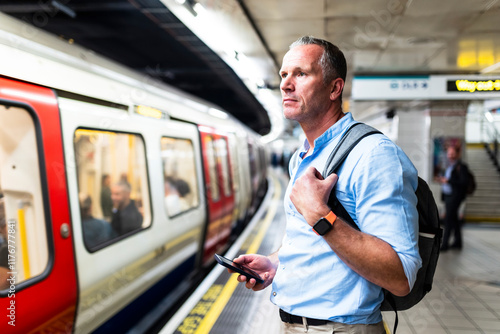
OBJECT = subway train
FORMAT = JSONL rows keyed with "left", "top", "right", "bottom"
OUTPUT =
{"left": 0, "top": 14, "right": 268, "bottom": 334}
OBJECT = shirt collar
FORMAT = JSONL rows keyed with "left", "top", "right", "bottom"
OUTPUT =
{"left": 301, "top": 112, "right": 353, "bottom": 156}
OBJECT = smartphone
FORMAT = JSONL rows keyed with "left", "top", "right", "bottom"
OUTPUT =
{"left": 214, "top": 254, "right": 264, "bottom": 284}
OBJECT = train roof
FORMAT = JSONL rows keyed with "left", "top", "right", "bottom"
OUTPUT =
{"left": 0, "top": 13, "right": 260, "bottom": 136}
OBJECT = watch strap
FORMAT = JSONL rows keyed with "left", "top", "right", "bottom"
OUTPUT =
{"left": 324, "top": 211, "right": 337, "bottom": 224}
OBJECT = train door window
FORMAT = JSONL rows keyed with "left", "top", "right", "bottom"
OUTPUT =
{"left": 215, "top": 137, "right": 232, "bottom": 197}
{"left": 204, "top": 136, "right": 220, "bottom": 202}
{"left": 161, "top": 137, "right": 199, "bottom": 217}
{"left": 74, "top": 129, "right": 151, "bottom": 250}
{"left": 0, "top": 104, "right": 49, "bottom": 290}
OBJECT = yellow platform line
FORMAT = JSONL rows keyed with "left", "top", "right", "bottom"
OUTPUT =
{"left": 194, "top": 176, "right": 281, "bottom": 334}
{"left": 465, "top": 216, "right": 500, "bottom": 223}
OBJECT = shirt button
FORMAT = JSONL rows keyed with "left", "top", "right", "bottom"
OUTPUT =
{"left": 273, "top": 291, "right": 277, "bottom": 296}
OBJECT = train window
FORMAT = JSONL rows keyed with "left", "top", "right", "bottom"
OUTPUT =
{"left": 161, "top": 137, "right": 199, "bottom": 217}
{"left": 74, "top": 129, "right": 151, "bottom": 250}
{"left": 215, "top": 137, "right": 232, "bottom": 197}
{"left": 204, "top": 136, "right": 220, "bottom": 202}
{"left": 0, "top": 104, "right": 49, "bottom": 290}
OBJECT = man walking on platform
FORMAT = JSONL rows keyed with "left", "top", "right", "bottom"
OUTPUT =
{"left": 230, "top": 36, "right": 421, "bottom": 334}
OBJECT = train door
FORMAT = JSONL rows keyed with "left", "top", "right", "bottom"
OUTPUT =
{"left": 0, "top": 78, "right": 77, "bottom": 333}
{"left": 199, "top": 126, "right": 235, "bottom": 265}
{"left": 59, "top": 97, "right": 206, "bottom": 333}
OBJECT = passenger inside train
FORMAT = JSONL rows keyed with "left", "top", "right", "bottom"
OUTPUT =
{"left": 110, "top": 181, "right": 143, "bottom": 236}
{"left": 78, "top": 193, "right": 116, "bottom": 250}
{"left": 161, "top": 136, "right": 199, "bottom": 217}
{"left": 164, "top": 177, "right": 191, "bottom": 217}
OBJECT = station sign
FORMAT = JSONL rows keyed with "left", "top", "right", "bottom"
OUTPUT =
{"left": 352, "top": 75, "right": 500, "bottom": 100}
{"left": 447, "top": 79, "right": 500, "bottom": 93}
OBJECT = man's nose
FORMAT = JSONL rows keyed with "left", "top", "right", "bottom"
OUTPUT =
{"left": 280, "top": 76, "right": 293, "bottom": 92}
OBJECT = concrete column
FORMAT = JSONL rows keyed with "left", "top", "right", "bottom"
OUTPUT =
{"left": 396, "top": 109, "right": 431, "bottom": 183}
{"left": 428, "top": 101, "right": 468, "bottom": 210}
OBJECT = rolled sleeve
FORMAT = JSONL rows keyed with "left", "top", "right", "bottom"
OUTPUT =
{"left": 339, "top": 137, "right": 422, "bottom": 289}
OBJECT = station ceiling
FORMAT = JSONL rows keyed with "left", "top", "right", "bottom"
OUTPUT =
{"left": 2, "top": 0, "right": 500, "bottom": 136}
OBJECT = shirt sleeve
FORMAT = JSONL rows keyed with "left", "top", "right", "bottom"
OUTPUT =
{"left": 351, "top": 138, "right": 422, "bottom": 289}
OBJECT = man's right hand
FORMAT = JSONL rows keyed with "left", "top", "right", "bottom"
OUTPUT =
{"left": 231, "top": 253, "right": 278, "bottom": 291}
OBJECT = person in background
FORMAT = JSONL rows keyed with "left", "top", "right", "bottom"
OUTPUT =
{"left": 229, "top": 36, "right": 421, "bottom": 334}
{"left": 164, "top": 177, "right": 181, "bottom": 216}
{"left": 100, "top": 174, "right": 113, "bottom": 221}
{"left": 111, "top": 181, "right": 143, "bottom": 235}
{"left": 436, "top": 145, "right": 469, "bottom": 251}
{"left": 79, "top": 193, "right": 115, "bottom": 249}
{"left": 174, "top": 178, "right": 191, "bottom": 211}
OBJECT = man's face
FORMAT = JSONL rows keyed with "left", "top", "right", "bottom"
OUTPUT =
{"left": 111, "top": 185, "right": 128, "bottom": 209}
{"left": 447, "top": 147, "right": 458, "bottom": 162}
{"left": 279, "top": 44, "right": 332, "bottom": 123}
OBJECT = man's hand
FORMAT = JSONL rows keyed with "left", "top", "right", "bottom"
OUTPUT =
{"left": 290, "top": 167, "right": 338, "bottom": 226}
{"left": 230, "top": 254, "right": 278, "bottom": 291}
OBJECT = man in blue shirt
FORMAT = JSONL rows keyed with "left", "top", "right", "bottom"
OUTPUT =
{"left": 232, "top": 36, "right": 421, "bottom": 333}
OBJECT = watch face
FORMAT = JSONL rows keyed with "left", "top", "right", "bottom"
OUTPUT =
{"left": 313, "top": 218, "right": 332, "bottom": 235}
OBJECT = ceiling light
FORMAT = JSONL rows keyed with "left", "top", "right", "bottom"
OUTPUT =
{"left": 480, "top": 62, "right": 500, "bottom": 74}
{"left": 485, "top": 111, "right": 494, "bottom": 122}
{"left": 193, "top": 3, "right": 206, "bottom": 16}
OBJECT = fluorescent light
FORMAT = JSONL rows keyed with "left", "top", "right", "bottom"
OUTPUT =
{"left": 208, "top": 108, "right": 228, "bottom": 119}
{"left": 193, "top": 3, "right": 206, "bottom": 15}
{"left": 485, "top": 111, "right": 494, "bottom": 122}
{"left": 480, "top": 62, "right": 500, "bottom": 74}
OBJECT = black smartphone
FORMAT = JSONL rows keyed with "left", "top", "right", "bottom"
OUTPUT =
{"left": 214, "top": 254, "right": 264, "bottom": 284}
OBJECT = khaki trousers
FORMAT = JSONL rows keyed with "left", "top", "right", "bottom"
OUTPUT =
{"left": 280, "top": 319, "right": 387, "bottom": 334}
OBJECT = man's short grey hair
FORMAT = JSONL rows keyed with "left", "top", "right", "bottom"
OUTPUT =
{"left": 115, "top": 181, "right": 131, "bottom": 193}
{"left": 289, "top": 36, "right": 347, "bottom": 89}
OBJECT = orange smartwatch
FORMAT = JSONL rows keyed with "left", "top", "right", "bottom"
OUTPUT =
{"left": 313, "top": 211, "right": 337, "bottom": 236}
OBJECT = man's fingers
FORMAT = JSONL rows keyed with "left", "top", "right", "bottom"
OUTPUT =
{"left": 325, "top": 172, "right": 339, "bottom": 187}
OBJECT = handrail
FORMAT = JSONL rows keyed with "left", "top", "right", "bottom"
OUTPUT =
{"left": 481, "top": 110, "right": 500, "bottom": 172}
{"left": 17, "top": 201, "right": 31, "bottom": 280}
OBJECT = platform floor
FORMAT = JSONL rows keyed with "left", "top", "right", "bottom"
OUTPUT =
{"left": 161, "top": 169, "right": 500, "bottom": 334}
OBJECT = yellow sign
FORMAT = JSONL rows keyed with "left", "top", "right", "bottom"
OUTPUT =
{"left": 451, "top": 79, "right": 500, "bottom": 93}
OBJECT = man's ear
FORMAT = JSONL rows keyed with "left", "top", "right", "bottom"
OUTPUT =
{"left": 330, "top": 78, "right": 345, "bottom": 101}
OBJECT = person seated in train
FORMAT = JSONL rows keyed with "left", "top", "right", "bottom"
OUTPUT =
{"left": 174, "top": 178, "right": 191, "bottom": 211}
{"left": 79, "top": 193, "right": 116, "bottom": 249}
{"left": 164, "top": 177, "right": 181, "bottom": 216}
{"left": 110, "top": 181, "right": 143, "bottom": 235}
{"left": 165, "top": 177, "right": 192, "bottom": 216}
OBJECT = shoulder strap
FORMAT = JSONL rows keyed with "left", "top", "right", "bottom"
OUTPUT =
{"left": 322, "top": 122, "right": 382, "bottom": 178}
{"left": 324, "top": 122, "right": 381, "bottom": 231}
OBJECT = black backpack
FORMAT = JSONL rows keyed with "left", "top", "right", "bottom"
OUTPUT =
{"left": 322, "top": 122, "right": 442, "bottom": 333}
{"left": 466, "top": 168, "right": 476, "bottom": 196}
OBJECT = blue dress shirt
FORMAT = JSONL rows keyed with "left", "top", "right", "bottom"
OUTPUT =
{"left": 442, "top": 162, "right": 456, "bottom": 195}
{"left": 270, "top": 113, "right": 422, "bottom": 324}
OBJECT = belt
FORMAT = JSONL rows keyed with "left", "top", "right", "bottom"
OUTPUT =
{"left": 279, "top": 309, "right": 330, "bottom": 326}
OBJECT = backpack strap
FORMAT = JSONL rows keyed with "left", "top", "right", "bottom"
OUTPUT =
{"left": 323, "top": 122, "right": 381, "bottom": 231}
{"left": 323, "top": 122, "right": 403, "bottom": 333}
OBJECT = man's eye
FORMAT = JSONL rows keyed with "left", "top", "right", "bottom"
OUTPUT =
{"left": 298, "top": 72, "right": 305, "bottom": 77}
{"left": 281, "top": 73, "right": 288, "bottom": 79}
